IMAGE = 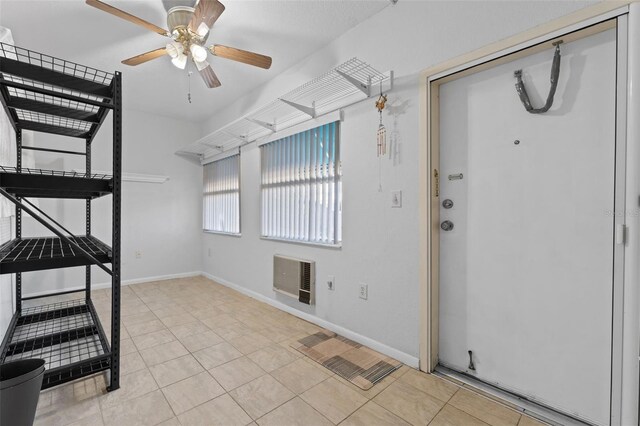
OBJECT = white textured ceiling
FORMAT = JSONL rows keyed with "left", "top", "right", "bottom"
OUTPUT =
{"left": 0, "top": 0, "right": 390, "bottom": 122}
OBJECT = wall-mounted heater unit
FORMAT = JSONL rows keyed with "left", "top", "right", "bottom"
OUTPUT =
{"left": 273, "top": 255, "right": 315, "bottom": 305}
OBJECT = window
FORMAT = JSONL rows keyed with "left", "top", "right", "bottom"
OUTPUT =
{"left": 203, "top": 154, "right": 240, "bottom": 234}
{"left": 260, "top": 121, "right": 342, "bottom": 245}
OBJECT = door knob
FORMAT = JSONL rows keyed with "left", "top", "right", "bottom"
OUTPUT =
{"left": 441, "top": 220, "right": 454, "bottom": 231}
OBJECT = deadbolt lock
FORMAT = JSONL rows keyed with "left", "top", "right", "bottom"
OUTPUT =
{"left": 441, "top": 220, "right": 454, "bottom": 231}
{"left": 442, "top": 199, "right": 454, "bottom": 209}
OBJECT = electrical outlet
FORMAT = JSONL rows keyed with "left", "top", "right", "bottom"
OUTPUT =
{"left": 391, "top": 190, "right": 402, "bottom": 208}
{"left": 135, "top": 250, "right": 142, "bottom": 259}
{"left": 327, "top": 275, "right": 335, "bottom": 291}
{"left": 359, "top": 283, "right": 368, "bottom": 300}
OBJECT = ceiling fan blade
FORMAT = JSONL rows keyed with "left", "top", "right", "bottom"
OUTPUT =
{"left": 189, "top": 0, "right": 225, "bottom": 36}
{"left": 86, "top": 0, "right": 169, "bottom": 37}
{"left": 210, "top": 45, "right": 272, "bottom": 69}
{"left": 198, "top": 63, "right": 222, "bottom": 88}
{"left": 122, "top": 48, "right": 168, "bottom": 66}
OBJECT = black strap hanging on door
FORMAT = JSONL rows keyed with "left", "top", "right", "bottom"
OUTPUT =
{"left": 514, "top": 41, "right": 563, "bottom": 114}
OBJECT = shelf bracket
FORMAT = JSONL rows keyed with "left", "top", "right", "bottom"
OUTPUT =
{"left": 335, "top": 70, "right": 371, "bottom": 97}
{"left": 223, "top": 131, "right": 251, "bottom": 145}
{"left": 202, "top": 143, "right": 223, "bottom": 151}
{"left": 279, "top": 98, "right": 316, "bottom": 118}
{"left": 246, "top": 118, "right": 276, "bottom": 132}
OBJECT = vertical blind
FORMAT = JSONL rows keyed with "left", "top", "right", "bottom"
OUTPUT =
{"left": 203, "top": 154, "right": 240, "bottom": 234}
{"left": 260, "top": 121, "right": 342, "bottom": 245}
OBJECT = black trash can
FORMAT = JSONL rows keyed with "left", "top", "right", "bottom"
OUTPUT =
{"left": 1, "top": 359, "right": 45, "bottom": 426}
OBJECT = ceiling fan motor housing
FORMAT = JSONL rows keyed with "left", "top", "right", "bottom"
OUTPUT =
{"left": 167, "top": 6, "right": 194, "bottom": 31}
{"left": 167, "top": 6, "right": 208, "bottom": 53}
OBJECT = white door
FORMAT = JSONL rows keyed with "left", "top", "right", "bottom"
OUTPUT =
{"left": 438, "top": 28, "right": 617, "bottom": 426}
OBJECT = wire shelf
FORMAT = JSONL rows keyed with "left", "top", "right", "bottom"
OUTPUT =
{"left": 0, "top": 236, "right": 110, "bottom": 263}
{"left": 0, "top": 166, "right": 113, "bottom": 199}
{"left": 6, "top": 85, "right": 100, "bottom": 114}
{"left": 0, "top": 43, "right": 114, "bottom": 86}
{"left": 222, "top": 119, "right": 272, "bottom": 145}
{"left": 3, "top": 74, "right": 106, "bottom": 105}
{"left": 281, "top": 57, "right": 387, "bottom": 111}
{"left": 0, "top": 166, "right": 112, "bottom": 179}
{"left": 7, "top": 335, "right": 104, "bottom": 370}
{"left": 178, "top": 57, "right": 393, "bottom": 158}
{"left": 0, "top": 236, "right": 111, "bottom": 274}
{"left": 22, "top": 299, "right": 87, "bottom": 316}
{"left": 42, "top": 357, "right": 111, "bottom": 390}
{"left": 14, "top": 109, "right": 93, "bottom": 132}
{"left": 0, "top": 43, "right": 116, "bottom": 138}
{"left": 12, "top": 310, "right": 93, "bottom": 343}
{"left": 3, "top": 299, "right": 108, "bottom": 375}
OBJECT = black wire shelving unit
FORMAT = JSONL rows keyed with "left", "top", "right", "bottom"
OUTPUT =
{"left": 0, "top": 43, "right": 121, "bottom": 391}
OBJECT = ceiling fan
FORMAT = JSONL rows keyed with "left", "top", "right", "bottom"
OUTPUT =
{"left": 85, "top": 0, "right": 272, "bottom": 88}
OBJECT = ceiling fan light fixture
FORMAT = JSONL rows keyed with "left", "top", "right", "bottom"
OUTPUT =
{"left": 171, "top": 53, "right": 188, "bottom": 69}
{"left": 165, "top": 41, "right": 183, "bottom": 59}
{"left": 190, "top": 44, "right": 208, "bottom": 62}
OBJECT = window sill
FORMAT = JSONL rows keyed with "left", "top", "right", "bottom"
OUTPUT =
{"left": 260, "top": 236, "right": 342, "bottom": 249}
{"left": 203, "top": 230, "right": 242, "bottom": 237}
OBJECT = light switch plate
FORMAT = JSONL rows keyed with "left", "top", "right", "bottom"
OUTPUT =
{"left": 391, "top": 190, "right": 402, "bottom": 208}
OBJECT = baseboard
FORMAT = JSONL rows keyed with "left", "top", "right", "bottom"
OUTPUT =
{"left": 21, "top": 271, "right": 202, "bottom": 299}
{"left": 114, "top": 271, "right": 202, "bottom": 286}
{"left": 200, "top": 271, "right": 420, "bottom": 368}
{"left": 20, "top": 270, "right": 420, "bottom": 368}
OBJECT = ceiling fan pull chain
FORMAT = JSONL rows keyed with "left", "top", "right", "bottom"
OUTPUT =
{"left": 188, "top": 71, "right": 193, "bottom": 104}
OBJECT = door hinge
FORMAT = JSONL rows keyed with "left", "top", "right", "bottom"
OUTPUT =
{"left": 434, "top": 169, "right": 440, "bottom": 197}
{"left": 616, "top": 224, "right": 626, "bottom": 245}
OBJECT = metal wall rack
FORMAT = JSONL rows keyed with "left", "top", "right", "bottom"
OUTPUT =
{"left": 176, "top": 57, "right": 393, "bottom": 161}
{"left": 0, "top": 43, "right": 121, "bottom": 391}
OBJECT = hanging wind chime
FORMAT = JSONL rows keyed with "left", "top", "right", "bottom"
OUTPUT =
{"left": 375, "top": 84, "right": 388, "bottom": 192}
{"left": 375, "top": 86, "right": 388, "bottom": 157}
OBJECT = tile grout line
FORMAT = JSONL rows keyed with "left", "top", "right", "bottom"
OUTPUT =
{"left": 153, "top": 287, "right": 296, "bottom": 423}
{"left": 455, "top": 385, "right": 525, "bottom": 419}
{"left": 448, "top": 387, "right": 524, "bottom": 426}
{"left": 124, "top": 291, "right": 169, "bottom": 424}
{"left": 250, "top": 392, "right": 299, "bottom": 424}
{"left": 154, "top": 388, "right": 177, "bottom": 426}
{"left": 36, "top": 278, "right": 531, "bottom": 426}
{"left": 425, "top": 393, "right": 454, "bottom": 426}
{"left": 77, "top": 289, "right": 145, "bottom": 426}
{"left": 375, "top": 370, "right": 457, "bottom": 426}
{"left": 224, "top": 378, "right": 282, "bottom": 423}
{"left": 122, "top": 283, "right": 178, "bottom": 423}
{"left": 298, "top": 397, "right": 337, "bottom": 426}
{"left": 299, "top": 375, "right": 365, "bottom": 424}
{"left": 246, "top": 371, "right": 336, "bottom": 424}
{"left": 135, "top": 288, "right": 237, "bottom": 421}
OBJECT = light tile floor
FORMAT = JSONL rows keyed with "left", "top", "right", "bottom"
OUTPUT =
{"left": 32, "top": 276, "right": 547, "bottom": 426}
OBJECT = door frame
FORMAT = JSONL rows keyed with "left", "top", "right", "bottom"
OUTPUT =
{"left": 418, "top": 2, "right": 639, "bottom": 425}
